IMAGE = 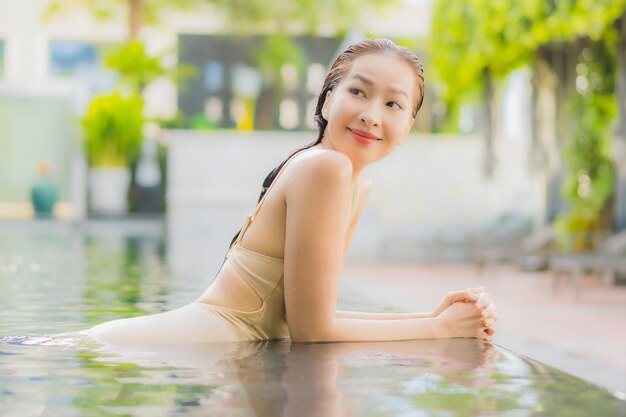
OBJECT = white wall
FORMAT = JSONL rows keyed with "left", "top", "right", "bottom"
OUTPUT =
{"left": 166, "top": 130, "right": 536, "bottom": 277}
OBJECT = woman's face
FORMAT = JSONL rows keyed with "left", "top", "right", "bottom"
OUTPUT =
{"left": 321, "top": 53, "right": 418, "bottom": 167}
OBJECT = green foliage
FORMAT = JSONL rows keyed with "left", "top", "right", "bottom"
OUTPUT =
{"left": 254, "top": 34, "right": 306, "bottom": 90}
{"left": 431, "top": 0, "right": 626, "bottom": 110}
{"left": 156, "top": 111, "right": 188, "bottom": 129}
{"left": 105, "top": 41, "right": 164, "bottom": 92}
{"left": 43, "top": 0, "right": 208, "bottom": 30}
{"left": 214, "top": 0, "right": 399, "bottom": 95}
{"left": 431, "top": 0, "right": 625, "bottom": 243}
{"left": 82, "top": 92, "right": 144, "bottom": 167}
{"left": 81, "top": 40, "right": 196, "bottom": 167}
{"left": 43, "top": 0, "right": 118, "bottom": 22}
{"left": 189, "top": 113, "right": 217, "bottom": 130}
{"left": 555, "top": 42, "right": 617, "bottom": 250}
{"left": 214, "top": 0, "right": 399, "bottom": 34}
{"left": 105, "top": 40, "right": 197, "bottom": 94}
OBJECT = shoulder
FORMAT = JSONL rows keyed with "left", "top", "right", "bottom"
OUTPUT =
{"left": 287, "top": 149, "right": 353, "bottom": 186}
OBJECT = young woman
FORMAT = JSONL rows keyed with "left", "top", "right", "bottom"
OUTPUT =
{"left": 86, "top": 39, "right": 499, "bottom": 345}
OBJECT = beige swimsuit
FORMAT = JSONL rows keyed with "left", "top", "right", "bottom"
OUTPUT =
{"left": 86, "top": 151, "right": 358, "bottom": 345}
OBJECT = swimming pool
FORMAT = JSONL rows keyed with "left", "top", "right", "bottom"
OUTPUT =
{"left": 1, "top": 225, "right": 624, "bottom": 416}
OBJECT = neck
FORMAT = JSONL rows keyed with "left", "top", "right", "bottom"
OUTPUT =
{"left": 318, "top": 135, "right": 364, "bottom": 182}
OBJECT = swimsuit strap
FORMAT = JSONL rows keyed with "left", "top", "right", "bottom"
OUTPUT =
{"left": 236, "top": 149, "right": 360, "bottom": 245}
{"left": 237, "top": 149, "right": 306, "bottom": 244}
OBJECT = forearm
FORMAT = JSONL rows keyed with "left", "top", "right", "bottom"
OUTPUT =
{"left": 299, "top": 316, "right": 441, "bottom": 343}
{"left": 336, "top": 310, "right": 432, "bottom": 320}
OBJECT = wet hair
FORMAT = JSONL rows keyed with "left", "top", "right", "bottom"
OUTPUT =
{"left": 229, "top": 39, "right": 425, "bottom": 248}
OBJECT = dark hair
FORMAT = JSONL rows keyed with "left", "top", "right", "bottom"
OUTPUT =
{"left": 230, "top": 39, "right": 425, "bottom": 247}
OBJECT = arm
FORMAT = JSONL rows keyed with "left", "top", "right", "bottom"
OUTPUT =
{"left": 335, "top": 289, "right": 498, "bottom": 336}
{"left": 337, "top": 175, "right": 434, "bottom": 320}
{"left": 336, "top": 310, "right": 431, "bottom": 320}
{"left": 282, "top": 151, "right": 491, "bottom": 343}
{"left": 338, "top": 175, "right": 488, "bottom": 324}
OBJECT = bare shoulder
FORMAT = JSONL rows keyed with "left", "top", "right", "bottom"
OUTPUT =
{"left": 285, "top": 149, "right": 353, "bottom": 192}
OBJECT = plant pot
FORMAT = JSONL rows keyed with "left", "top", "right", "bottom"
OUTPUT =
{"left": 89, "top": 167, "right": 131, "bottom": 216}
{"left": 31, "top": 177, "right": 59, "bottom": 216}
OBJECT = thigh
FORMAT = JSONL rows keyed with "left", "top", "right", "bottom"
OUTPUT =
{"left": 85, "top": 303, "right": 242, "bottom": 346}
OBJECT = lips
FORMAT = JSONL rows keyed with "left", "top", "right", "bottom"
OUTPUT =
{"left": 348, "top": 128, "right": 380, "bottom": 144}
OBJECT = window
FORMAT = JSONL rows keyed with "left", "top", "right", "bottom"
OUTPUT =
{"left": 203, "top": 62, "right": 224, "bottom": 92}
{"left": 49, "top": 41, "right": 117, "bottom": 93}
{"left": 178, "top": 35, "right": 342, "bottom": 130}
{"left": 50, "top": 41, "right": 98, "bottom": 76}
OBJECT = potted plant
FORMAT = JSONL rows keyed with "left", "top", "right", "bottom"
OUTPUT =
{"left": 82, "top": 91, "right": 144, "bottom": 215}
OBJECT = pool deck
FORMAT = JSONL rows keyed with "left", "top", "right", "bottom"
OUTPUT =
{"left": 341, "top": 261, "right": 626, "bottom": 396}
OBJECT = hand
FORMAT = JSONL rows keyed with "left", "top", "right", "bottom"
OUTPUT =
{"left": 435, "top": 300, "right": 491, "bottom": 341}
{"left": 475, "top": 291, "right": 499, "bottom": 337}
{"left": 430, "top": 287, "right": 485, "bottom": 318}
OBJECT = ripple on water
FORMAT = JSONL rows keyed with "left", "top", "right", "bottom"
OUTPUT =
{"left": 1, "top": 234, "right": 625, "bottom": 417}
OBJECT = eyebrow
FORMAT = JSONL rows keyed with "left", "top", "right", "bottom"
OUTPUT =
{"left": 352, "top": 74, "right": 409, "bottom": 99}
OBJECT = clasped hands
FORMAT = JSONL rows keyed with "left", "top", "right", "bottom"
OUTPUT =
{"left": 430, "top": 287, "right": 499, "bottom": 341}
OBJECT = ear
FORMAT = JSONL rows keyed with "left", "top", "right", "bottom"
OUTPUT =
{"left": 402, "top": 117, "right": 415, "bottom": 139}
{"left": 322, "top": 90, "right": 333, "bottom": 119}
{"left": 397, "top": 118, "right": 415, "bottom": 146}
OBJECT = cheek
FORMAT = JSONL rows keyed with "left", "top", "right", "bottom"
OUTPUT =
{"left": 389, "top": 115, "right": 412, "bottom": 135}
{"left": 328, "top": 96, "right": 348, "bottom": 117}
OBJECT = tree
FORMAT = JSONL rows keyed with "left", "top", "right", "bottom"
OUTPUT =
{"left": 431, "top": 0, "right": 626, "bottom": 242}
{"left": 211, "top": 0, "right": 400, "bottom": 130}
{"left": 431, "top": 0, "right": 537, "bottom": 176}
{"left": 45, "top": 0, "right": 400, "bottom": 130}
{"left": 614, "top": 13, "right": 626, "bottom": 231}
{"left": 45, "top": 0, "right": 207, "bottom": 40}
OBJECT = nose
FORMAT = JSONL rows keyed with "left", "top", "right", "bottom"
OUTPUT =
{"left": 360, "top": 104, "right": 381, "bottom": 127}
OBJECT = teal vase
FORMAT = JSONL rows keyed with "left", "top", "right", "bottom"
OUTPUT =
{"left": 31, "top": 177, "right": 58, "bottom": 216}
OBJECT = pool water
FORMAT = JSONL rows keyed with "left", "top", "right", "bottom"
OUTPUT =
{"left": 1, "top": 229, "right": 624, "bottom": 417}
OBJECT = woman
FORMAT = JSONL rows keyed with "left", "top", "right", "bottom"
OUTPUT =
{"left": 87, "top": 39, "right": 498, "bottom": 345}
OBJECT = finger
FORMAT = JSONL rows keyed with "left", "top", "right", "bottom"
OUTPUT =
{"left": 482, "top": 303, "right": 499, "bottom": 317}
{"left": 481, "top": 303, "right": 495, "bottom": 317}
{"left": 483, "top": 318, "right": 494, "bottom": 327}
{"left": 467, "top": 287, "right": 485, "bottom": 295}
{"left": 447, "top": 290, "right": 480, "bottom": 303}
{"left": 478, "top": 292, "right": 491, "bottom": 303}
{"left": 485, "top": 327, "right": 496, "bottom": 336}
{"left": 475, "top": 292, "right": 492, "bottom": 309}
{"left": 478, "top": 328, "right": 493, "bottom": 341}
{"left": 489, "top": 303, "right": 499, "bottom": 318}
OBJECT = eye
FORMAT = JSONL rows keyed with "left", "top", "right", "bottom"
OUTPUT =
{"left": 349, "top": 87, "right": 365, "bottom": 97}
{"left": 386, "top": 101, "right": 403, "bottom": 110}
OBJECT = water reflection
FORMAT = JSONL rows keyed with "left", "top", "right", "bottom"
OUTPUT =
{"left": 1, "top": 232, "right": 624, "bottom": 417}
{"left": 82, "top": 338, "right": 499, "bottom": 417}
{"left": 71, "top": 338, "right": 624, "bottom": 417}
{"left": 81, "top": 236, "right": 171, "bottom": 326}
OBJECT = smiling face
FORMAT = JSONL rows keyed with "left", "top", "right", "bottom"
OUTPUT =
{"left": 320, "top": 53, "right": 419, "bottom": 168}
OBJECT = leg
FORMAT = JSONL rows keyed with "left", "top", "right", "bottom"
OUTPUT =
{"left": 85, "top": 303, "right": 242, "bottom": 346}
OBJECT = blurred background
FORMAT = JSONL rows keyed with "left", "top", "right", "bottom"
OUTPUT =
{"left": 0, "top": 0, "right": 625, "bottom": 396}
{"left": 1, "top": 0, "right": 624, "bottom": 273}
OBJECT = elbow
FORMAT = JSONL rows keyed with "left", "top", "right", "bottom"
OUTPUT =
{"left": 290, "top": 335, "right": 323, "bottom": 343}
{"left": 288, "top": 324, "right": 335, "bottom": 343}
